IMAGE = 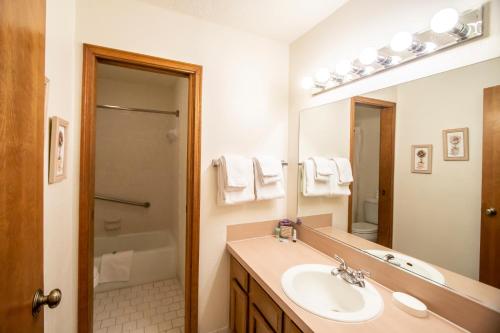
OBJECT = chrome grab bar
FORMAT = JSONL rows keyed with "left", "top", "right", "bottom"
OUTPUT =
{"left": 94, "top": 194, "right": 150, "bottom": 208}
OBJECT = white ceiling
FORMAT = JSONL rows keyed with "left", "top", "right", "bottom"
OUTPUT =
{"left": 141, "top": 0, "right": 349, "bottom": 43}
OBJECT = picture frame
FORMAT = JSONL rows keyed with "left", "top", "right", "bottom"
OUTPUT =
{"left": 411, "top": 144, "right": 433, "bottom": 174}
{"left": 443, "top": 127, "right": 469, "bottom": 161}
{"left": 49, "top": 116, "right": 69, "bottom": 184}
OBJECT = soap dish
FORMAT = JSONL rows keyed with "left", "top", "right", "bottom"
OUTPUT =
{"left": 392, "top": 292, "right": 428, "bottom": 318}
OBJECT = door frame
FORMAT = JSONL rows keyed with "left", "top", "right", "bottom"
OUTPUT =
{"left": 348, "top": 96, "right": 396, "bottom": 248}
{"left": 78, "top": 44, "right": 202, "bottom": 333}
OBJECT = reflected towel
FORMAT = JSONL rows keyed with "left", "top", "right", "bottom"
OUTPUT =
{"left": 311, "top": 156, "right": 336, "bottom": 182}
{"left": 332, "top": 157, "right": 354, "bottom": 185}
{"left": 302, "top": 159, "right": 331, "bottom": 197}
{"left": 99, "top": 250, "right": 133, "bottom": 283}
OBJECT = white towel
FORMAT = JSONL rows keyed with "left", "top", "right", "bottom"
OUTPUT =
{"left": 253, "top": 160, "right": 285, "bottom": 200}
{"left": 99, "top": 250, "right": 133, "bottom": 284}
{"left": 302, "top": 159, "right": 331, "bottom": 197}
{"left": 221, "top": 155, "right": 250, "bottom": 190}
{"left": 253, "top": 156, "right": 283, "bottom": 184}
{"left": 332, "top": 157, "right": 354, "bottom": 185}
{"left": 329, "top": 167, "right": 351, "bottom": 197}
{"left": 312, "top": 156, "right": 335, "bottom": 176}
{"left": 217, "top": 156, "right": 255, "bottom": 205}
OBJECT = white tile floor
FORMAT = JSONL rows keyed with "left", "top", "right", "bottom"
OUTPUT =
{"left": 93, "top": 278, "right": 184, "bottom": 333}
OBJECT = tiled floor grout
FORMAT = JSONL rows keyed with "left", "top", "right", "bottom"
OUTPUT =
{"left": 93, "top": 278, "right": 184, "bottom": 333}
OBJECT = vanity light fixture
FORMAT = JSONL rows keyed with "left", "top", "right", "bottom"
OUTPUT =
{"left": 431, "top": 8, "right": 470, "bottom": 38}
{"left": 303, "top": 6, "right": 483, "bottom": 95}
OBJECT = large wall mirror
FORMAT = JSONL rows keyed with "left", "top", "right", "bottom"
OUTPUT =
{"left": 297, "top": 57, "right": 500, "bottom": 311}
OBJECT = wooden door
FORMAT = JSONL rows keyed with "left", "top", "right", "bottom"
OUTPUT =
{"left": 0, "top": 0, "right": 46, "bottom": 332}
{"left": 377, "top": 106, "right": 396, "bottom": 248}
{"left": 480, "top": 85, "right": 500, "bottom": 288}
{"left": 230, "top": 280, "right": 248, "bottom": 333}
{"left": 249, "top": 305, "right": 275, "bottom": 333}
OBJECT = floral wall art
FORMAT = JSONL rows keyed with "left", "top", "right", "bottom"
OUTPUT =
{"left": 411, "top": 144, "right": 433, "bottom": 174}
{"left": 443, "top": 127, "right": 469, "bottom": 161}
{"left": 49, "top": 116, "right": 69, "bottom": 183}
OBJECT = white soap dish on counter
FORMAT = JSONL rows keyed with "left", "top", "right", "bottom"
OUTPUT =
{"left": 392, "top": 292, "right": 428, "bottom": 318}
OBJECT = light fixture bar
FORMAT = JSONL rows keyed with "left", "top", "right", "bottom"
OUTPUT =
{"left": 309, "top": 6, "right": 483, "bottom": 96}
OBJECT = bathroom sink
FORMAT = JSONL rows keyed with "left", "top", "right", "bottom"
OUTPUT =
{"left": 281, "top": 264, "right": 383, "bottom": 322}
{"left": 366, "top": 249, "right": 445, "bottom": 285}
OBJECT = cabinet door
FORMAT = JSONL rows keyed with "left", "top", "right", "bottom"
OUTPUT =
{"left": 283, "top": 315, "right": 303, "bottom": 333}
{"left": 230, "top": 279, "right": 248, "bottom": 333}
{"left": 249, "top": 304, "right": 275, "bottom": 333}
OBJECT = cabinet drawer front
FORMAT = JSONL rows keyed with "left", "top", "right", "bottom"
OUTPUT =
{"left": 249, "top": 278, "right": 283, "bottom": 332}
{"left": 231, "top": 256, "right": 249, "bottom": 292}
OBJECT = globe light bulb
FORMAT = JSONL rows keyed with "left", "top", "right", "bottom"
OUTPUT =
{"left": 301, "top": 76, "right": 314, "bottom": 90}
{"left": 314, "top": 67, "right": 331, "bottom": 83}
{"left": 359, "top": 47, "right": 378, "bottom": 65}
{"left": 390, "top": 31, "right": 413, "bottom": 52}
{"left": 424, "top": 42, "right": 437, "bottom": 53}
{"left": 431, "top": 8, "right": 459, "bottom": 33}
{"left": 335, "top": 59, "right": 352, "bottom": 76}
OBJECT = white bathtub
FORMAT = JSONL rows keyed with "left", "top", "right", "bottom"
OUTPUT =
{"left": 94, "top": 230, "right": 177, "bottom": 292}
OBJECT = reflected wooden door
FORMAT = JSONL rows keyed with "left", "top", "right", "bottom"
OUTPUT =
{"left": 480, "top": 85, "right": 500, "bottom": 288}
{"left": 0, "top": 0, "right": 46, "bottom": 332}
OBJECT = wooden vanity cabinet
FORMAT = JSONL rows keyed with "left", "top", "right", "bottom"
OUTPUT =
{"left": 230, "top": 256, "right": 303, "bottom": 333}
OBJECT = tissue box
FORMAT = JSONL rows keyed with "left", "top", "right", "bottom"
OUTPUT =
{"left": 280, "top": 226, "right": 293, "bottom": 239}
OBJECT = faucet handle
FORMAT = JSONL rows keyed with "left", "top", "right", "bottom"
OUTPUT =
{"left": 334, "top": 254, "right": 347, "bottom": 269}
{"left": 355, "top": 269, "right": 370, "bottom": 280}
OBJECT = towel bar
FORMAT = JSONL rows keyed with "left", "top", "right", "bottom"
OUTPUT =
{"left": 212, "top": 159, "right": 288, "bottom": 167}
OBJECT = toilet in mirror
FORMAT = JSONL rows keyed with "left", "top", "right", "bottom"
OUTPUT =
{"left": 297, "top": 57, "right": 500, "bottom": 312}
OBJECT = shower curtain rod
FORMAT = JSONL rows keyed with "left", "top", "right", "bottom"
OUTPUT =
{"left": 97, "top": 104, "right": 180, "bottom": 117}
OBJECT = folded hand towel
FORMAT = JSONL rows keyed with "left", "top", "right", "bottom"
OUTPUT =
{"left": 99, "top": 250, "right": 133, "bottom": 284}
{"left": 312, "top": 156, "right": 336, "bottom": 176}
{"left": 328, "top": 166, "right": 351, "bottom": 197}
{"left": 221, "top": 155, "right": 251, "bottom": 190}
{"left": 253, "top": 160, "right": 285, "bottom": 200}
{"left": 217, "top": 155, "right": 255, "bottom": 205}
{"left": 302, "top": 159, "right": 331, "bottom": 197}
{"left": 253, "top": 156, "right": 283, "bottom": 185}
{"left": 332, "top": 157, "right": 354, "bottom": 184}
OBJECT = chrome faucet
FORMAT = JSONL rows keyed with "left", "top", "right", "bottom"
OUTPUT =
{"left": 383, "top": 254, "right": 401, "bottom": 267}
{"left": 331, "top": 255, "right": 370, "bottom": 288}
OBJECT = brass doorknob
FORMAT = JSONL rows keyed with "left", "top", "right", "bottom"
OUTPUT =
{"left": 32, "top": 288, "right": 62, "bottom": 317}
{"left": 485, "top": 208, "right": 497, "bottom": 217}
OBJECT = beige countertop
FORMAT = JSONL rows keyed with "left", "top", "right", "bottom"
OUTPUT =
{"left": 227, "top": 236, "right": 465, "bottom": 333}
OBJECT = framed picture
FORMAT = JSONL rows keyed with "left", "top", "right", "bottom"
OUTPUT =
{"left": 49, "top": 116, "right": 69, "bottom": 184}
{"left": 411, "top": 144, "right": 433, "bottom": 174}
{"left": 443, "top": 127, "right": 469, "bottom": 161}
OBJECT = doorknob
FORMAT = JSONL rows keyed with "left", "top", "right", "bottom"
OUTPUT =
{"left": 485, "top": 207, "right": 497, "bottom": 217}
{"left": 32, "top": 288, "right": 62, "bottom": 317}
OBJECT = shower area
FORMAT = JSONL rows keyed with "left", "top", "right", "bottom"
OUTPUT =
{"left": 92, "top": 63, "right": 188, "bottom": 333}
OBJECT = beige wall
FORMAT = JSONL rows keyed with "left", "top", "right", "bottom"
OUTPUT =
{"left": 46, "top": 1, "right": 289, "bottom": 332}
{"left": 393, "top": 58, "right": 500, "bottom": 279}
{"left": 44, "top": 0, "right": 78, "bottom": 332}
{"left": 353, "top": 106, "right": 380, "bottom": 223}
{"left": 94, "top": 75, "right": 181, "bottom": 237}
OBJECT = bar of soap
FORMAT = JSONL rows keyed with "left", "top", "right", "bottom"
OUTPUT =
{"left": 392, "top": 292, "right": 428, "bottom": 318}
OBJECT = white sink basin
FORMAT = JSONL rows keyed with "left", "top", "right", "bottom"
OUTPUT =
{"left": 366, "top": 249, "right": 445, "bottom": 285}
{"left": 281, "top": 264, "right": 383, "bottom": 322}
